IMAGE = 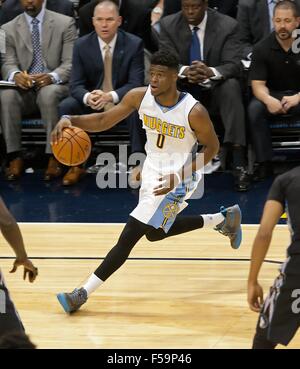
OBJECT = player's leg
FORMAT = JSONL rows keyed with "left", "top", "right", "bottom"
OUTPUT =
{"left": 252, "top": 325, "right": 277, "bottom": 349}
{"left": 57, "top": 216, "right": 152, "bottom": 313}
{"left": 146, "top": 205, "right": 242, "bottom": 249}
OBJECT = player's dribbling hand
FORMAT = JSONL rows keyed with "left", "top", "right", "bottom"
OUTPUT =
{"left": 10, "top": 258, "right": 38, "bottom": 283}
{"left": 248, "top": 282, "right": 264, "bottom": 313}
{"left": 153, "top": 173, "right": 181, "bottom": 196}
{"left": 51, "top": 117, "right": 74, "bottom": 145}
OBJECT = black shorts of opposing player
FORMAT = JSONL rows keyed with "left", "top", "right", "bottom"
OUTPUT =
{"left": 0, "top": 276, "right": 24, "bottom": 337}
{"left": 253, "top": 255, "right": 300, "bottom": 348}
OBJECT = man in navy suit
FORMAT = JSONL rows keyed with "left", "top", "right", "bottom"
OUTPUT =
{"left": 78, "top": 0, "right": 158, "bottom": 52}
{"left": 0, "top": 0, "right": 74, "bottom": 25}
{"left": 59, "top": 0, "right": 145, "bottom": 185}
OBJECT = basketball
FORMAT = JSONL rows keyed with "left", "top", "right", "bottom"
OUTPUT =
{"left": 51, "top": 127, "right": 91, "bottom": 166}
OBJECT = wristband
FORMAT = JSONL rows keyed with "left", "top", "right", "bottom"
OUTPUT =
{"left": 61, "top": 115, "right": 71, "bottom": 121}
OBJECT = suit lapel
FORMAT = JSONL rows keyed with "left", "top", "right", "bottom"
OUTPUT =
{"left": 91, "top": 33, "right": 104, "bottom": 89}
{"left": 112, "top": 31, "right": 125, "bottom": 88}
{"left": 259, "top": 0, "right": 271, "bottom": 37}
{"left": 177, "top": 15, "right": 191, "bottom": 65}
{"left": 42, "top": 11, "right": 54, "bottom": 61}
{"left": 203, "top": 10, "right": 217, "bottom": 61}
{"left": 17, "top": 14, "right": 32, "bottom": 54}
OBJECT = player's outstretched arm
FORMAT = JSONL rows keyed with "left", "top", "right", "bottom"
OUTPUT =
{"left": 247, "top": 200, "right": 283, "bottom": 312}
{"left": 51, "top": 88, "right": 147, "bottom": 144}
{"left": 0, "top": 197, "right": 38, "bottom": 283}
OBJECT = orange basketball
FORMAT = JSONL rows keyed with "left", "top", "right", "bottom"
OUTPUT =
{"left": 52, "top": 127, "right": 91, "bottom": 166}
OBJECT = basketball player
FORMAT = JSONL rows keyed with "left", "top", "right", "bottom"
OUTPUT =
{"left": 0, "top": 196, "right": 38, "bottom": 337}
{"left": 52, "top": 50, "right": 243, "bottom": 313}
{"left": 248, "top": 166, "right": 300, "bottom": 349}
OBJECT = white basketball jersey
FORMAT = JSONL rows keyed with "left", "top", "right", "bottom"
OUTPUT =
{"left": 138, "top": 87, "right": 199, "bottom": 173}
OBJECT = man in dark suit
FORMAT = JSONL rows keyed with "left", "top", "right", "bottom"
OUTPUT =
{"left": 237, "top": 0, "right": 300, "bottom": 59}
{"left": 163, "top": 0, "right": 238, "bottom": 18}
{"left": 159, "top": 0, "right": 250, "bottom": 191}
{"left": 59, "top": 0, "right": 145, "bottom": 185}
{"left": 0, "top": 0, "right": 74, "bottom": 25}
{"left": 78, "top": 0, "right": 158, "bottom": 52}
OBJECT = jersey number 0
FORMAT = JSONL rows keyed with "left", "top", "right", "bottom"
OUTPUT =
{"left": 156, "top": 134, "right": 166, "bottom": 149}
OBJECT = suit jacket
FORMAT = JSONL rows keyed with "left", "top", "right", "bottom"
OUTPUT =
{"left": 0, "top": 0, "right": 74, "bottom": 26}
{"left": 70, "top": 29, "right": 144, "bottom": 103}
{"left": 159, "top": 8, "right": 242, "bottom": 79}
{"left": 163, "top": 0, "right": 238, "bottom": 17}
{"left": 237, "top": 0, "right": 300, "bottom": 58}
{"left": 1, "top": 10, "right": 77, "bottom": 83}
{"left": 78, "top": 0, "right": 158, "bottom": 51}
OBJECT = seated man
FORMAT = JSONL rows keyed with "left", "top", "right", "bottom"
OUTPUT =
{"left": 159, "top": 0, "right": 250, "bottom": 191}
{"left": 59, "top": 0, "right": 145, "bottom": 185}
{"left": 237, "top": 0, "right": 300, "bottom": 59}
{"left": 78, "top": 0, "right": 158, "bottom": 52}
{"left": 248, "top": 0, "right": 300, "bottom": 180}
{"left": 0, "top": 0, "right": 74, "bottom": 25}
{"left": 162, "top": 0, "right": 238, "bottom": 18}
{"left": 0, "top": 0, "right": 77, "bottom": 181}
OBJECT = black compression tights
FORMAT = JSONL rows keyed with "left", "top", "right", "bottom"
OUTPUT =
{"left": 94, "top": 215, "right": 204, "bottom": 281}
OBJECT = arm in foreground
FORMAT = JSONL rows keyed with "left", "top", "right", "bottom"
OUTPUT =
{"left": 0, "top": 197, "right": 38, "bottom": 282}
{"left": 51, "top": 88, "right": 147, "bottom": 144}
{"left": 247, "top": 200, "right": 284, "bottom": 312}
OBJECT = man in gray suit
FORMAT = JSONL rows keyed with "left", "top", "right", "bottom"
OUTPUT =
{"left": 237, "top": 0, "right": 300, "bottom": 59}
{"left": 0, "top": 0, "right": 77, "bottom": 181}
{"left": 159, "top": 0, "right": 250, "bottom": 192}
{"left": 0, "top": 0, "right": 74, "bottom": 26}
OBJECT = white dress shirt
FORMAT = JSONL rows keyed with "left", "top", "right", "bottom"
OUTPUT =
{"left": 83, "top": 34, "right": 120, "bottom": 106}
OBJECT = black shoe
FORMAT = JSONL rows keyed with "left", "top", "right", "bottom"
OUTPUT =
{"left": 234, "top": 167, "right": 251, "bottom": 192}
{"left": 253, "top": 163, "right": 273, "bottom": 182}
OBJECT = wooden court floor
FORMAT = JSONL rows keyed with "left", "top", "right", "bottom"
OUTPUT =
{"left": 0, "top": 224, "right": 299, "bottom": 349}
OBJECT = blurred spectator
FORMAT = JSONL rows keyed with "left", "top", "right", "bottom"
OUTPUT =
{"left": 59, "top": 0, "right": 145, "bottom": 185}
{"left": 163, "top": 0, "right": 238, "bottom": 18}
{"left": 0, "top": 0, "right": 75, "bottom": 25}
{"left": 159, "top": 0, "right": 250, "bottom": 191}
{"left": 237, "top": 0, "right": 300, "bottom": 59}
{"left": 78, "top": 0, "right": 158, "bottom": 52}
{"left": 0, "top": 0, "right": 77, "bottom": 181}
{"left": 248, "top": 0, "right": 300, "bottom": 181}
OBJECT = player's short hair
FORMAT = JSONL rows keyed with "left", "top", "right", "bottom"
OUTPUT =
{"left": 274, "top": 0, "right": 299, "bottom": 17}
{"left": 150, "top": 50, "right": 179, "bottom": 71}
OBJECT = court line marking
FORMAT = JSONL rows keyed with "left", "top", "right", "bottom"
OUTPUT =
{"left": 16, "top": 223, "right": 288, "bottom": 227}
{"left": 0, "top": 256, "right": 282, "bottom": 265}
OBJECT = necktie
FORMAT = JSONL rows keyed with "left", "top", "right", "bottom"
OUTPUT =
{"left": 269, "top": 0, "right": 276, "bottom": 31}
{"left": 102, "top": 44, "right": 114, "bottom": 111}
{"left": 189, "top": 26, "right": 201, "bottom": 64}
{"left": 29, "top": 18, "right": 44, "bottom": 74}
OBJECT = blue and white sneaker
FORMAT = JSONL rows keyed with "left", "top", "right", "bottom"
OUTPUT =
{"left": 57, "top": 288, "right": 88, "bottom": 314}
{"left": 214, "top": 205, "right": 242, "bottom": 249}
